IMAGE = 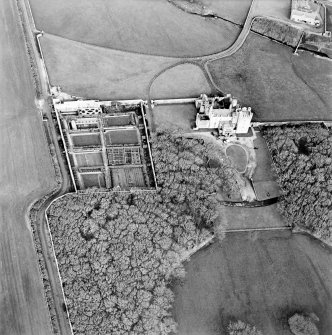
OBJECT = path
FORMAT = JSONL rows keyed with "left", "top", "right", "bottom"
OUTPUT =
{"left": 21, "top": 0, "right": 74, "bottom": 334}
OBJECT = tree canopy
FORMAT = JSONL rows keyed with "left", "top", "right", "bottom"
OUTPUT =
{"left": 48, "top": 130, "right": 238, "bottom": 334}
{"left": 262, "top": 124, "right": 332, "bottom": 243}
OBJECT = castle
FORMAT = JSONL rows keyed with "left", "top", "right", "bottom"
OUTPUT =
{"left": 194, "top": 94, "right": 253, "bottom": 136}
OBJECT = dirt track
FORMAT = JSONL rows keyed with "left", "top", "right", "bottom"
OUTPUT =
{"left": 0, "top": 1, "right": 56, "bottom": 334}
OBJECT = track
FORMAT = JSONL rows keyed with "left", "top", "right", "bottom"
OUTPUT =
{"left": 0, "top": 1, "right": 59, "bottom": 334}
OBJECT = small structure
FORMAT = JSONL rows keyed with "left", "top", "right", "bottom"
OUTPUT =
{"left": 290, "top": 0, "right": 322, "bottom": 27}
{"left": 194, "top": 94, "right": 253, "bottom": 136}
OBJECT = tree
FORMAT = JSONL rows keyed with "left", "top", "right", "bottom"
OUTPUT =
{"left": 288, "top": 313, "right": 319, "bottom": 335}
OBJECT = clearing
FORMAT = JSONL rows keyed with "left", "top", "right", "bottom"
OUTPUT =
{"left": 173, "top": 229, "right": 332, "bottom": 335}
{"left": 0, "top": 1, "right": 56, "bottom": 334}
{"left": 208, "top": 33, "right": 332, "bottom": 121}
{"left": 29, "top": 0, "right": 240, "bottom": 57}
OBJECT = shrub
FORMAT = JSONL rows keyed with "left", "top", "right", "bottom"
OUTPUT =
{"left": 227, "top": 320, "right": 263, "bottom": 335}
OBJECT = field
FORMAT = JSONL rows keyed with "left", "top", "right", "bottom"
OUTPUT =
{"left": 150, "top": 63, "right": 213, "bottom": 99}
{"left": 169, "top": 0, "right": 291, "bottom": 25}
{"left": 40, "top": 34, "right": 177, "bottom": 100}
{"left": 29, "top": 0, "right": 240, "bottom": 57}
{"left": 173, "top": 230, "right": 332, "bottom": 335}
{"left": 0, "top": 1, "right": 56, "bottom": 334}
{"left": 208, "top": 33, "right": 332, "bottom": 122}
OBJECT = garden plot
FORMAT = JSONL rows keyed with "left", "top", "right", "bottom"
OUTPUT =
{"left": 74, "top": 152, "right": 103, "bottom": 168}
{"left": 81, "top": 173, "right": 106, "bottom": 189}
{"left": 111, "top": 167, "right": 146, "bottom": 189}
{"left": 72, "top": 133, "right": 101, "bottom": 147}
{"left": 104, "top": 129, "right": 139, "bottom": 145}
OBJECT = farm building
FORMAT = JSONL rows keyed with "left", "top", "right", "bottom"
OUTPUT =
{"left": 290, "top": 0, "right": 322, "bottom": 26}
{"left": 194, "top": 94, "right": 253, "bottom": 136}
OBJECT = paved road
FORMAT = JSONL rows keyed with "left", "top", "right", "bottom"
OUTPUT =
{"left": 0, "top": 1, "right": 56, "bottom": 334}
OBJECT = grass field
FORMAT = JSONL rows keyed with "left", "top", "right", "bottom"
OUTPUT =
{"left": 29, "top": 0, "right": 240, "bottom": 57}
{"left": 0, "top": 1, "right": 56, "bottom": 334}
{"left": 150, "top": 63, "right": 212, "bottom": 99}
{"left": 173, "top": 229, "right": 332, "bottom": 335}
{"left": 208, "top": 33, "right": 332, "bottom": 121}
{"left": 40, "top": 34, "right": 177, "bottom": 100}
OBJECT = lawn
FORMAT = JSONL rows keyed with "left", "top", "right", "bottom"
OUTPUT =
{"left": 252, "top": 131, "right": 282, "bottom": 200}
{"left": 216, "top": 204, "right": 288, "bottom": 230}
{"left": 152, "top": 103, "right": 198, "bottom": 131}
{"left": 173, "top": 230, "right": 332, "bottom": 335}
{"left": 29, "top": 0, "right": 240, "bottom": 57}
{"left": 225, "top": 144, "right": 247, "bottom": 173}
{"left": 150, "top": 63, "right": 213, "bottom": 99}
{"left": 207, "top": 33, "right": 332, "bottom": 121}
{"left": 40, "top": 34, "right": 177, "bottom": 100}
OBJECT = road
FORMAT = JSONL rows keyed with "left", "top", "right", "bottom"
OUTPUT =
{"left": 0, "top": 1, "right": 57, "bottom": 335}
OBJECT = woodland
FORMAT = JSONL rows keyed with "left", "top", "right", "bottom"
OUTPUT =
{"left": 262, "top": 124, "right": 332, "bottom": 243}
{"left": 48, "top": 130, "right": 239, "bottom": 334}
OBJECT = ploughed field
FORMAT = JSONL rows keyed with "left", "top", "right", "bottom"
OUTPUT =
{"left": 0, "top": 1, "right": 56, "bottom": 335}
{"left": 173, "top": 230, "right": 332, "bottom": 335}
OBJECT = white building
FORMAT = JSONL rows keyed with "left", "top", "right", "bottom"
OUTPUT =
{"left": 194, "top": 94, "right": 253, "bottom": 136}
{"left": 290, "top": 0, "right": 322, "bottom": 26}
{"left": 54, "top": 100, "right": 102, "bottom": 115}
